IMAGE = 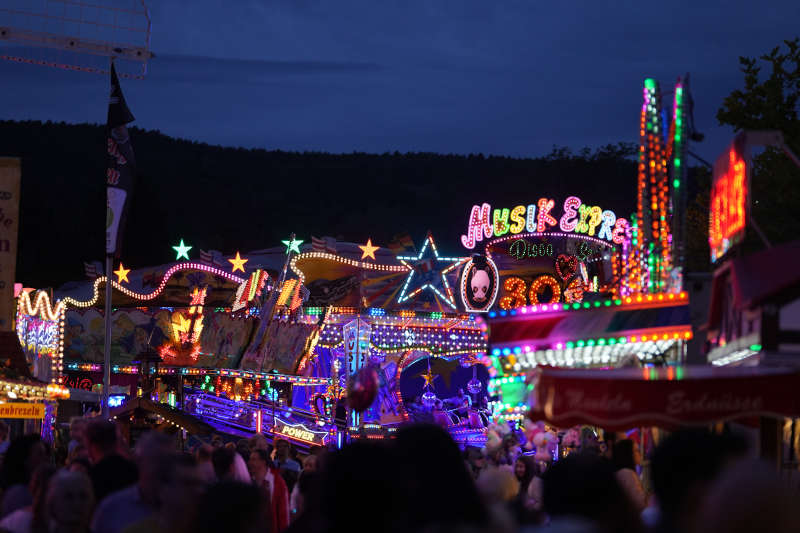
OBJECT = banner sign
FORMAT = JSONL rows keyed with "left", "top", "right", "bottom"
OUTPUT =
{"left": 0, "top": 158, "right": 20, "bottom": 331}
{"left": 0, "top": 402, "right": 46, "bottom": 419}
{"left": 531, "top": 366, "right": 800, "bottom": 431}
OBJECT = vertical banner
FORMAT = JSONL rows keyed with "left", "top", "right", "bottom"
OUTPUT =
{"left": 0, "top": 158, "right": 20, "bottom": 332}
{"left": 106, "top": 62, "right": 136, "bottom": 256}
{"left": 343, "top": 318, "right": 371, "bottom": 376}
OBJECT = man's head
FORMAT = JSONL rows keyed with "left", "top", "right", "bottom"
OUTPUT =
{"left": 274, "top": 439, "right": 290, "bottom": 461}
{"left": 47, "top": 470, "right": 94, "bottom": 529}
{"left": 69, "top": 418, "right": 88, "bottom": 443}
{"left": 156, "top": 453, "right": 204, "bottom": 519}
{"left": 85, "top": 420, "right": 118, "bottom": 464}
{"left": 211, "top": 446, "right": 236, "bottom": 481}
{"left": 249, "top": 433, "right": 269, "bottom": 452}
{"left": 651, "top": 429, "right": 747, "bottom": 529}
{"left": 247, "top": 448, "right": 269, "bottom": 481}
{"left": 134, "top": 431, "right": 174, "bottom": 502}
{"left": 196, "top": 444, "right": 213, "bottom": 463}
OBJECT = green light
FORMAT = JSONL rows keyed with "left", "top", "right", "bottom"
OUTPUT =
{"left": 282, "top": 237, "right": 304, "bottom": 254}
{"left": 673, "top": 179, "right": 680, "bottom": 188}
{"left": 598, "top": 338, "right": 606, "bottom": 345}
{"left": 619, "top": 337, "right": 627, "bottom": 344}
{"left": 582, "top": 302, "right": 590, "bottom": 309}
{"left": 644, "top": 78, "right": 656, "bottom": 90}
{"left": 749, "top": 344, "right": 762, "bottom": 351}
{"left": 608, "top": 338, "right": 617, "bottom": 345}
{"left": 593, "top": 301, "right": 601, "bottom": 307}
{"left": 563, "top": 304, "right": 570, "bottom": 310}
{"left": 577, "top": 340, "right": 585, "bottom": 348}
{"left": 614, "top": 299, "right": 622, "bottom": 305}
{"left": 675, "top": 133, "right": 681, "bottom": 142}
{"left": 566, "top": 342, "right": 574, "bottom": 349}
{"left": 674, "top": 158, "right": 680, "bottom": 167}
{"left": 572, "top": 303, "right": 581, "bottom": 309}
{"left": 172, "top": 239, "right": 192, "bottom": 260}
{"left": 587, "top": 340, "right": 595, "bottom": 347}
{"left": 676, "top": 367, "right": 684, "bottom": 380}
{"left": 604, "top": 300, "right": 611, "bottom": 307}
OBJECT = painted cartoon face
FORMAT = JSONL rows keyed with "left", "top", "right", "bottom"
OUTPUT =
{"left": 471, "top": 269, "right": 490, "bottom": 301}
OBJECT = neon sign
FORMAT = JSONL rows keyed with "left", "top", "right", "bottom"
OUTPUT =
{"left": 508, "top": 240, "right": 553, "bottom": 259}
{"left": 709, "top": 146, "right": 747, "bottom": 262}
{"left": 461, "top": 199, "right": 629, "bottom": 249}
{"left": 273, "top": 419, "right": 327, "bottom": 445}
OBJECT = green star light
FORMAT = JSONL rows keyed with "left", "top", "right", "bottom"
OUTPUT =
{"left": 172, "top": 239, "right": 192, "bottom": 260}
{"left": 282, "top": 237, "right": 303, "bottom": 254}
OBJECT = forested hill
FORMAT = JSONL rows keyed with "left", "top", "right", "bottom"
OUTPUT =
{"left": 1, "top": 120, "right": 642, "bottom": 287}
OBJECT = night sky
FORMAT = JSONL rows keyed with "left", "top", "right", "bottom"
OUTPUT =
{"left": 1, "top": 1, "right": 799, "bottom": 160}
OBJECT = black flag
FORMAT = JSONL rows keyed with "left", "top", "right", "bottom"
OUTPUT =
{"left": 106, "top": 61, "right": 136, "bottom": 256}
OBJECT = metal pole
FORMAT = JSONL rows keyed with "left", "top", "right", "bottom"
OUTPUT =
{"left": 102, "top": 254, "right": 112, "bottom": 418}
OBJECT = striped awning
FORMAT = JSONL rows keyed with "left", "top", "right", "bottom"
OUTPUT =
{"left": 489, "top": 298, "right": 691, "bottom": 368}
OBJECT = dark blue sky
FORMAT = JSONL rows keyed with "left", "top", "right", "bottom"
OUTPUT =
{"left": 1, "top": 1, "right": 798, "bottom": 160}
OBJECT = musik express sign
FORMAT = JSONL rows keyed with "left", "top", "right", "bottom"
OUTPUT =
{"left": 460, "top": 198, "right": 630, "bottom": 249}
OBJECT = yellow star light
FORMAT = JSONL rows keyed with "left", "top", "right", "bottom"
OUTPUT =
{"left": 114, "top": 263, "right": 131, "bottom": 284}
{"left": 358, "top": 238, "right": 380, "bottom": 260}
{"left": 421, "top": 368, "right": 439, "bottom": 388}
{"left": 228, "top": 251, "right": 248, "bottom": 272}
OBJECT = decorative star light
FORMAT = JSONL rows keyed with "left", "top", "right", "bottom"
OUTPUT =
{"left": 114, "top": 263, "right": 130, "bottom": 284}
{"left": 358, "top": 238, "right": 379, "bottom": 260}
{"left": 172, "top": 239, "right": 192, "bottom": 261}
{"left": 421, "top": 366, "right": 439, "bottom": 389}
{"left": 228, "top": 251, "right": 248, "bottom": 272}
{"left": 282, "top": 237, "right": 304, "bottom": 254}
{"left": 396, "top": 233, "right": 465, "bottom": 309}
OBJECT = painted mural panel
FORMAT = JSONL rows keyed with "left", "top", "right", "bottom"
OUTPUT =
{"left": 63, "top": 308, "right": 254, "bottom": 367}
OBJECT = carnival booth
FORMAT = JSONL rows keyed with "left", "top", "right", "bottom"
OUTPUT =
{"left": 35, "top": 235, "right": 492, "bottom": 448}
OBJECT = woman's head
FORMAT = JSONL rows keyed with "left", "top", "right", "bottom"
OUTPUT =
{"left": 514, "top": 458, "right": 528, "bottom": 479}
{"left": 476, "top": 466, "right": 520, "bottom": 504}
{"left": 613, "top": 439, "right": 638, "bottom": 471}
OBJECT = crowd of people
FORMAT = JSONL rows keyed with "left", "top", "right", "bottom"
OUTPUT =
{"left": 0, "top": 418, "right": 796, "bottom": 533}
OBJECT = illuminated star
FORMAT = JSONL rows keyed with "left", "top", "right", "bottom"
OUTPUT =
{"left": 421, "top": 367, "right": 439, "bottom": 389}
{"left": 113, "top": 263, "right": 130, "bottom": 284}
{"left": 282, "top": 237, "right": 304, "bottom": 254}
{"left": 358, "top": 238, "right": 379, "bottom": 260}
{"left": 172, "top": 239, "right": 192, "bottom": 260}
{"left": 228, "top": 251, "right": 248, "bottom": 272}
{"left": 396, "top": 233, "right": 464, "bottom": 309}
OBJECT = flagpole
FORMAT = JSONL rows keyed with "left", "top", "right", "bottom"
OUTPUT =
{"left": 102, "top": 58, "right": 136, "bottom": 418}
{"left": 102, "top": 254, "right": 112, "bottom": 417}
